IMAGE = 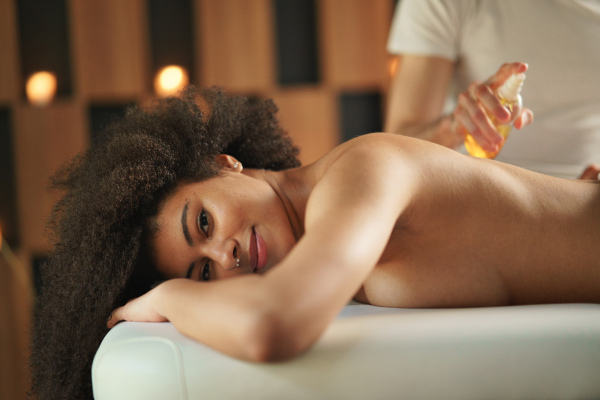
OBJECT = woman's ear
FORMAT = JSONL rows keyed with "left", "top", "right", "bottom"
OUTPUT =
{"left": 215, "top": 154, "right": 242, "bottom": 172}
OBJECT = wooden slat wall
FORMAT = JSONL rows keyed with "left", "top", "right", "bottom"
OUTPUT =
{"left": 271, "top": 87, "right": 339, "bottom": 164}
{"left": 0, "top": 1, "right": 395, "bottom": 398}
{"left": 70, "top": 0, "right": 150, "bottom": 101}
{"left": 319, "top": 0, "right": 392, "bottom": 90}
{"left": 13, "top": 103, "right": 88, "bottom": 251}
{"left": 197, "top": 0, "right": 276, "bottom": 93}
{"left": 0, "top": 0, "right": 19, "bottom": 102}
{"left": 0, "top": 258, "right": 22, "bottom": 400}
{"left": 0, "top": 252, "right": 32, "bottom": 400}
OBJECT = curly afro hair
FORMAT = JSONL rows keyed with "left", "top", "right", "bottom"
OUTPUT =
{"left": 30, "top": 87, "right": 301, "bottom": 400}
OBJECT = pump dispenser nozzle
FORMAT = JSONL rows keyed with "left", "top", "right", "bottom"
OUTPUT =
{"left": 498, "top": 73, "right": 526, "bottom": 102}
{"left": 464, "top": 73, "right": 526, "bottom": 159}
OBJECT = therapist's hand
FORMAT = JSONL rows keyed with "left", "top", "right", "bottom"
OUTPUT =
{"left": 107, "top": 282, "right": 169, "bottom": 328}
{"left": 452, "top": 62, "right": 534, "bottom": 152}
{"left": 578, "top": 163, "right": 600, "bottom": 180}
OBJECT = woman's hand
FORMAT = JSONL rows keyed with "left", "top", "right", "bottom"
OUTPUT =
{"left": 107, "top": 282, "right": 169, "bottom": 328}
{"left": 451, "top": 62, "right": 534, "bottom": 152}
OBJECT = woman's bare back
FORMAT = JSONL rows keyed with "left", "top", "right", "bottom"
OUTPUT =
{"left": 108, "top": 132, "right": 600, "bottom": 365}
{"left": 353, "top": 144, "right": 600, "bottom": 308}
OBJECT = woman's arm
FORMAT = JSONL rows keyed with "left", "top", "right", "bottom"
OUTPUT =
{"left": 109, "top": 134, "right": 419, "bottom": 362}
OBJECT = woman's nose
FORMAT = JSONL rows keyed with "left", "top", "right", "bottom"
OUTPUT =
{"left": 203, "top": 239, "right": 239, "bottom": 271}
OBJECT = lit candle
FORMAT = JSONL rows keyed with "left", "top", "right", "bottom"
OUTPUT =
{"left": 388, "top": 56, "right": 399, "bottom": 78}
{"left": 26, "top": 71, "right": 57, "bottom": 106}
{"left": 154, "top": 65, "right": 189, "bottom": 97}
{"left": 0, "top": 224, "right": 33, "bottom": 298}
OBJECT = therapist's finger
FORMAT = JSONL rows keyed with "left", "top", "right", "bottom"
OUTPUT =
{"left": 454, "top": 107, "right": 498, "bottom": 153}
{"left": 457, "top": 91, "right": 502, "bottom": 150}
{"left": 487, "top": 62, "right": 528, "bottom": 89}
{"left": 578, "top": 164, "right": 600, "bottom": 180}
{"left": 514, "top": 108, "right": 534, "bottom": 129}
{"left": 473, "top": 83, "right": 512, "bottom": 123}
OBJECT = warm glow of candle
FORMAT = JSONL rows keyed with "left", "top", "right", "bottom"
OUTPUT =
{"left": 388, "top": 56, "right": 399, "bottom": 78}
{"left": 154, "top": 65, "right": 189, "bottom": 97}
{"left": 26, "top": 71, "right": 57, "bottom": 106}
{"left": 0, "top": 222, "right": 32, "bottom": 297}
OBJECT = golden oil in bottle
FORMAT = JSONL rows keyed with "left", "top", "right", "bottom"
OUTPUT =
{"left": 464, "top": 73, "right": 525, "bottom": 159}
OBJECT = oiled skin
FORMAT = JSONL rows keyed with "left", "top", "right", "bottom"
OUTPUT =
{"left": 110, "top": 133, "right": 600, "bottom": 362}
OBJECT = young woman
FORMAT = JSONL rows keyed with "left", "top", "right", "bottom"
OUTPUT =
{"left": 31, "top": 87, "right": 600, "bottom": 400}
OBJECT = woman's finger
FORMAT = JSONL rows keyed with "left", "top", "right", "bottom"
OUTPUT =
{"left": 107, "top": 307, "right": 123, "bottom": 329}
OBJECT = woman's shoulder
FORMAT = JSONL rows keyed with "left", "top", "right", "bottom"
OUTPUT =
{"left": 303, "top": 133, "right": 431, "bottom": 197}
{"left": 304, "top": 133, "right": 395, "bottom": 177}
{"left": 314, "top": 133, "right": 426, "bottom": 164}
{"left": 316, "top": 132, "right": 454, "bottom": 172}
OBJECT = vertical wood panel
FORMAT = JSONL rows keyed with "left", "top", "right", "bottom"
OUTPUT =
{"left": 70, "top": 0, "right": 149, "bottom": 100}
{"left": 0, "top": 260, "right": 23, "bottom": 400}
{"left": 17, "top": 0, "right": 73, "bottom": 97}
{"left": 0, "top": 109, "right": 19, "bottom": 248}
{"left": 197, "top": 0, "right": 275, "bottom": 92}
{"left": 273, "top": 0, "right": 320, "bottom": 85}
{"left": 339, "top": 90, "right": 383, "bottom": 141}
{"left": 0, "top": 249, "right": 32, "bottom": 400}
{"left": 270, "top": 88, "right": 338, "bottom": 165}
{"left": 148, "top": 0, "right": 195, "bottom": 83}
{"left": 319, "top": 0, "right": 393, "bottom": 89}
{"left": 13, "top": 102, "right": 87, "bottom": 252}
{"left": 0, "top": 0, "right": 19, "bottom": 101}
{"left": 89, "top": 102, "right": 135, "bottom": 143}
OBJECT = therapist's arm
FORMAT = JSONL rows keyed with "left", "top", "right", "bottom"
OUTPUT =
{"left": 385, "top": 55, "right": 461, "bottom": 148}
{"left": 386, "top": 57, "right": 533, "bottom": 153}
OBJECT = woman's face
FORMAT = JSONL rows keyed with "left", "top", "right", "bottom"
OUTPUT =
{"left": 152, "top": 166, "right": 297, "bottom": 282}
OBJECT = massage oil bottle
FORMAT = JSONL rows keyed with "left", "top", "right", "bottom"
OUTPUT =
{"left": 464, "top": 73, "right": 526, "bottom": 159}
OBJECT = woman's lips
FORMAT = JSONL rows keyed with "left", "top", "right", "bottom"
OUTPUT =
{"left": 250, "top": 227, "right": 268, "bottom": 272}
{"left": 255, "top": 229, "right": 267, "bottom": 271}
{"left": 249, "top": 229, "right": 258, "bottom": 272}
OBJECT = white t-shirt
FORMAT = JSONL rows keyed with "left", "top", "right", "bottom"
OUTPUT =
{"left": 388, "top": 0, "right": 600, "bottom": 178}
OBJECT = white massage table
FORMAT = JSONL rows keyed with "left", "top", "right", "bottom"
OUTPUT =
{"left": 92, "top": 303, "right": 600, "bottom": 399}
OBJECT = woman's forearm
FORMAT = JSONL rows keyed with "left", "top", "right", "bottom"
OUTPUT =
{"left": 153, "top": 277, "right": 300, "bottom": 362}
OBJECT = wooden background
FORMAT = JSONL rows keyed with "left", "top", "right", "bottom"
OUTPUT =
{"left": 0, "top": 0, "right": 396, "bottom": 398}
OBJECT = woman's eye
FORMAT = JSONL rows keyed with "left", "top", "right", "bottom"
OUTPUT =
{"left": 198, "top": 210, "right": 209, "bottom": 234}
{"left": 201, "top": 261, "right": 210, "bottom": 281}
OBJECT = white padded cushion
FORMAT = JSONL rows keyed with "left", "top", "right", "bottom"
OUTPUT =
{"left": 92, "top": 304, "right": 600, "bottom": 399}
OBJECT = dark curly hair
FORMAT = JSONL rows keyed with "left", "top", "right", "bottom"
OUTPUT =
{"left": 30, "top": 87, "right": 301, "bottom": 400}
